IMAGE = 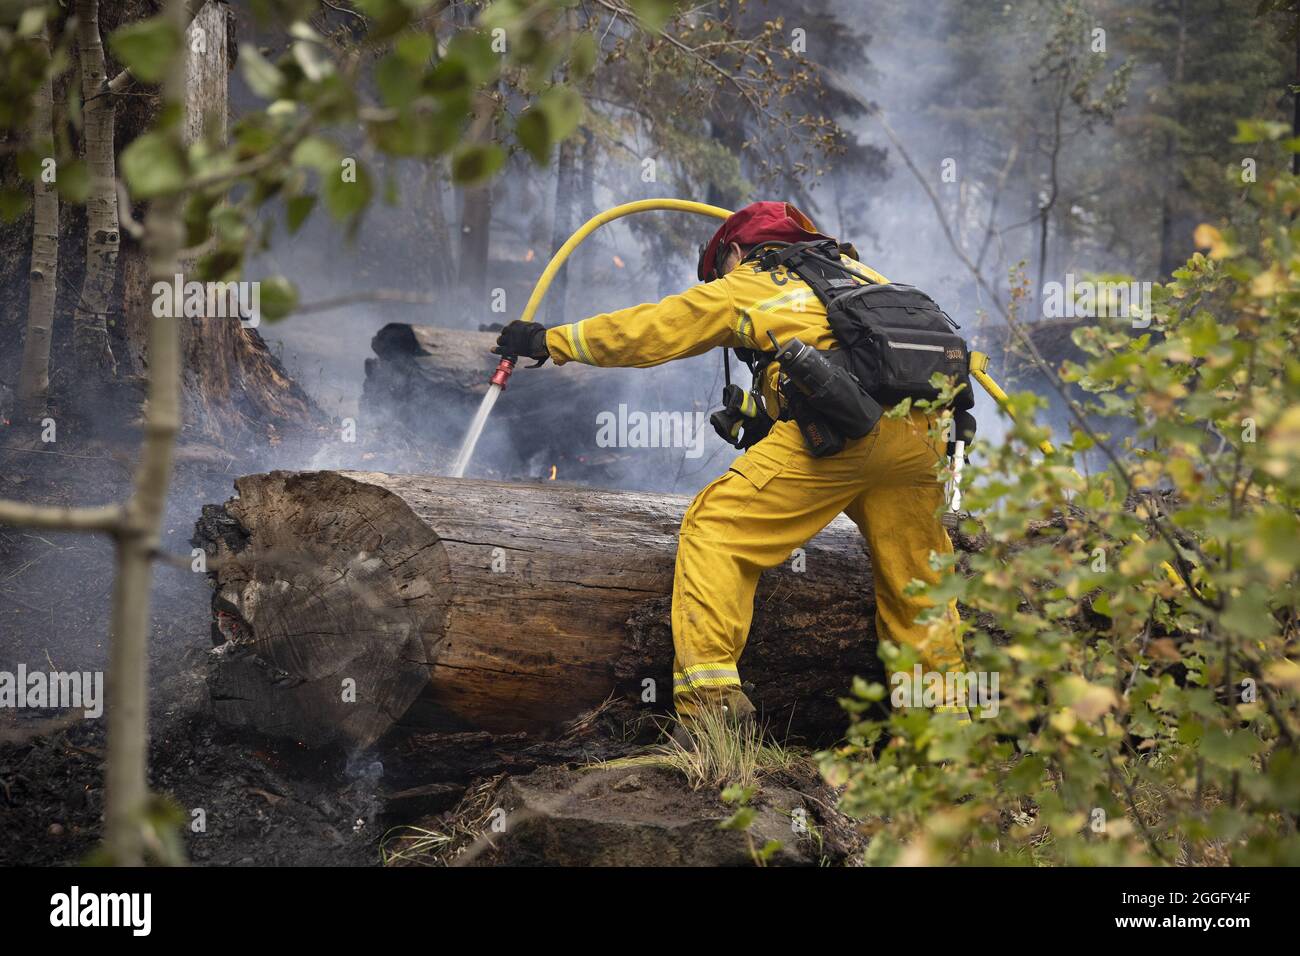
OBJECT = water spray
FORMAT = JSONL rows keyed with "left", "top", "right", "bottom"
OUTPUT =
{"left": 447, "top": 199, "right": 733, "bottom": 478}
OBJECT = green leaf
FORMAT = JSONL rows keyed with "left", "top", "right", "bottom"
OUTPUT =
{"left": 54, "top": 160, "right": 90, "bottom": 203}
{"left": 17, "top": 6, "right": 47, "bottom": 39}
{"left": 628, "top": 0, "right": 677, "bottom": 31}
{"left": 0, "top": 187, "right": 29, "bottom": 223}
{"left": 291, "top": 136, "right": 341, "bottom": 174}
{"left": 568, "top": 32, "right": 597, "bottom": 78}
{"left": 395, "top": 31, "right": 435, "bottom": 67}
{"left": 446, "top": 30, "right": 499, "bottom": 85}
{"left": 721, "top": 784, "right": 756, "bottom": 805}
{"left": 258, "top": 276, "right": 299, "bottom": 322}
{"left": 120, "top": 132, "right": 186, "bottom": 198}
{"left": 450, "top": 143, "right": 504, "bottom": 184}
{"left": 351, "top": 0, "right": 413, "bottom": 40}
{"left": 182, "top": 191, "right": 220, "bottom": 246}
{"left": 1199, "top": 727, "right": 1263, "bottom": 771}
{"left": 292, "top": 39, "right": 334, "bottom": 82}
{"left": 516, "top": 86, "right": 583, "bottom": 163}
{"left": 1003, "top": 755, "right": 1047, "bottom": 795}
{"left": 285, "top": 194, "right": 316, "bottom": 234}
{"left": 1220, "top": 588, "right": 1275, "bottom": 641}
{"left": 109, "top": 17, "right": 181, "bottom": 84}
{"left": 239, "top": 44, "right": 285, "bottom": 99}
{"left": 323, "top": 160, "right": 372, "bottom": 220}
{"left": 718, "top": 807, "right": 757, "bottom": 831}
{"left": 376, "top": 54, "right": 421, "bottom": 108}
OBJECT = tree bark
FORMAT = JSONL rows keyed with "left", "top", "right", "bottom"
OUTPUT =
{"left": 101, "top": 0, "right": 188, "bottom": 868}
{"left": 74, "top": 0, "right": 120, "bottom": 383}
{"left": 457, "top": 92, "right": 496, "bottom": 306}
{"left": 545, "top": 135, "right": 578, "bottom": 325}
{"left": 1158, "top": 0, "right": 1188, "bottom": 277}
{"left": 425, "top": 160, "right": 455, "bottom": 289}
{"left": 196, "top": 471, "right": 885, "bottom": 751}
{"left": 16, "top": 29, "right": 57, "bottom": 418}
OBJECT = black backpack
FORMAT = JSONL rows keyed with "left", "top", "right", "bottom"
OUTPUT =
{"left": 755, "top": 241, "right": 976, "bottom": 413}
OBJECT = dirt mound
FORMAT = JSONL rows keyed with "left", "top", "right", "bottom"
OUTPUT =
{"left": 388, "top": 758, "right": 863, "bottom": 867}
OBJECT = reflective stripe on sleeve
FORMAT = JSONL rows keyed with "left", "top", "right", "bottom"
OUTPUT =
{"left": 558, "top": 322, "right": 597, "bottom": 364}
{"left": 573, "top": 320, "right": 596, "bottom": 364}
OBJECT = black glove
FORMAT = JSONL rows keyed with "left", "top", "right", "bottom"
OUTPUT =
{"left": 946, "top": 409, "right": 977, "bottom": 457}
{"left": 493, "top": 320, "right": 550, "bottom": 365}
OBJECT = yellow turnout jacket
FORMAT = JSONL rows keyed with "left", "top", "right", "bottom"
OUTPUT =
{"left": 544, "top": 254, "right": 888, "bottom": 418}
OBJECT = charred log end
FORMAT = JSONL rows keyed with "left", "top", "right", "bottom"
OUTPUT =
{"left": 197, "top": 471, "right": 451, "bottom": 751}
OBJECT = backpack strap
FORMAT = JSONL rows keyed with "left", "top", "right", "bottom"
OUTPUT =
{"left": 755, "top": 241, "right": 876, "bottom": 307}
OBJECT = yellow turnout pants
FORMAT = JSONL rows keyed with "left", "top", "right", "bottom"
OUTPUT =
{"left": 671, "top": 410, "right": 966, "bottom": 721}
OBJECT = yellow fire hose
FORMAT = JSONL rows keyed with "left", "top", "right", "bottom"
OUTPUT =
{"left": 448, "top": 200, "right": 733, "bottom": 477}
{"left": 517, "top": 198, "right": 734, "bottom": 324}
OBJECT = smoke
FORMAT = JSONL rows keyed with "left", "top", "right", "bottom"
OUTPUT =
{"left": 235, "top": 1, "right": 1145, "bottom": 494}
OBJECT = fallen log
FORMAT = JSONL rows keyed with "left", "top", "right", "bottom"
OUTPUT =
{"left": 360, "top": 324, "right": 626, "bottom": 472}
{"left": 360, "top": 324, "right": 729, "bottom": 486}
{"left": 195, "top": 470, "right": 884, "bottom": 751}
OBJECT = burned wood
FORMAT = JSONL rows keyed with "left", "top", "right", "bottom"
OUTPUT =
{"left": 360, "top": 324, "right": 624, "bottom": 474}
{"left": 196, "top": 470, "right": 886, "bottom": 751}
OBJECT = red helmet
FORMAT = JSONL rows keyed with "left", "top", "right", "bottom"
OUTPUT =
{"left": 697, "top": 201, "right": 832, "bottom": 281}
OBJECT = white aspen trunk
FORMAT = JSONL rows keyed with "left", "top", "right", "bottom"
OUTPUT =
{"left": 102, "top": 0, "right": 187, "bottom": 866}
{"left": 73, "top": 0, "right": 120, "bottom": 381}
{"left": 16, "top": 29, "right": 58, "bottom": 416}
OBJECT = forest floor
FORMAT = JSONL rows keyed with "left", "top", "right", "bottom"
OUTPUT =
{"left": 0, "top": 431, "right": 861, "bottom": 866}
{"left": 0, "top": 433, "right": 387, "bottom": 865}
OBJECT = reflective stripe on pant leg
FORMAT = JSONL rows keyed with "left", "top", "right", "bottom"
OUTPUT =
{"left": 672, "top": 662, "right": 741, "bottom": 717}
{"left": 671, "top": 421, "right": 880, "bottom": 721}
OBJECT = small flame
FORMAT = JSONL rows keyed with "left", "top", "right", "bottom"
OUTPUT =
{"left": 612, "top": 255, "right": 625, "bottom": 268}
{"left": 525, "top": 248, "right": 535, "bottom": 262}
{"left": 548, "top": 464, "right": 557, "bottom": 480}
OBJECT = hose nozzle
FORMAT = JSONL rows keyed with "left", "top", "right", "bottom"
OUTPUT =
{"left": 490, "top": 356, "right": 516, "bottom": 390}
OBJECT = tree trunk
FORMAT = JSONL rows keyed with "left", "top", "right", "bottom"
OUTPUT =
{"left": 425, "top": 160, "right": 455, "bottom": 289}
{"left": 545, "top": 135, "right": 578, "bottom": 325}
{"left": 196, "top": 471, "right": 885, "bottom": 752}
{"left": 457, "top": 91, "right": 497, "bottom": 308}
{"left": 102, "top": 0, "right": 189, "bottom": 868}
{"left": 93, "top": 1, "right": 322, "bottom": 446}
{"left": 165, "top": 0, "right": 323, "bottom": 444}
{"left": 16, "top": 29, "right": 57, "bottom": 418}
{"left": 1294, "top": 9, "right": 1299, "bottom": 177}
{"left": 1158, "top": 0, "right": 1189, "bottom": 278}
{"left": 74, "top": 0, "right": 120, "bottom": 383}
{"left": 578, "top": 127, "right": 597, "bottom": 289}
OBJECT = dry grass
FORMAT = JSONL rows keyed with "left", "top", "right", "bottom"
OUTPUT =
{"left": 597, "top": 706, "right": 807, "bottom": 791}
{"left": 380, "top": 774, "right": 507, "bottom": 867}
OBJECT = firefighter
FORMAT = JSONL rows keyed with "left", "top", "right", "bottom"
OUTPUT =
{"left": 493, "top": 201, "right": 969, "bottom": 731}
